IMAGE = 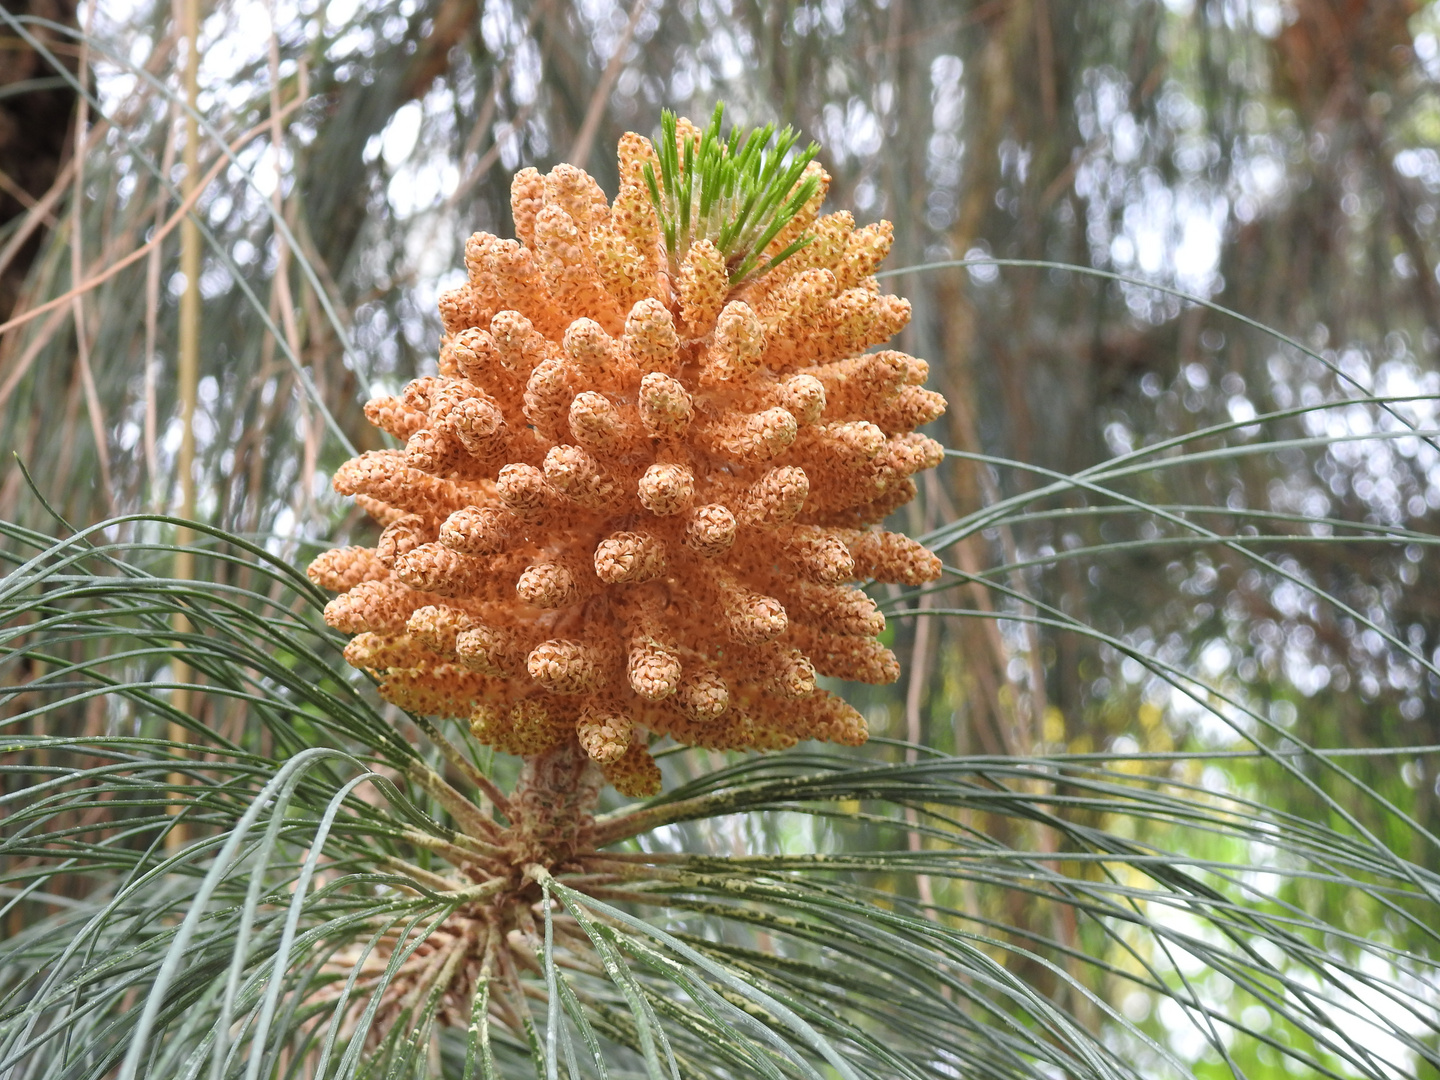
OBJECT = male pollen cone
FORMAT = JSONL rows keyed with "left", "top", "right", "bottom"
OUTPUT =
{"left": 313, "top": 124, "right": 947, "bottom": 797}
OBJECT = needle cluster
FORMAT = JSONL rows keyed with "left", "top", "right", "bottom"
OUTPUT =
{"left": 643, "top": 104, "right": 822, "bottom": 285}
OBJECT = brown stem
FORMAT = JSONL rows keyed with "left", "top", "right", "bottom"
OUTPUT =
{"left": 411, "top": 715, "right": 515, "bottom": 824}
{"left": 590, "top": 786, "right": 766, "bottom": 847}
{"left": 576, "top": 855, "right": 683, "bottom": 881}
{"left": 405, "top": 760, "right": 504, "bottom": 844}
{"left": 510, "top": 742, "right": 604, "bottom": 866}
{"left": 400, "top": 827, "right": 505, "bottom": 869}
{"left": 373, "top": 855, "right": 462, "bottom": 894}
{"left": 445, "top": 827, "right": 512, "bottom": 863}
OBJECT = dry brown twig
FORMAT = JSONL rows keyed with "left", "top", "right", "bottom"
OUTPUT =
{"left": 0, "top": 84, "right": 308, "bottom": 340}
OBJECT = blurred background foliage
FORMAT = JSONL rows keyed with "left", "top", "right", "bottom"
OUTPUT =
{"left": 2, "top": 0, "right": 1440, "bottom": 1075}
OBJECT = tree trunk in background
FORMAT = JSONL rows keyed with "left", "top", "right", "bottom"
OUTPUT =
{"left": 0, "top": 0, "right": 78, "bottom": 318}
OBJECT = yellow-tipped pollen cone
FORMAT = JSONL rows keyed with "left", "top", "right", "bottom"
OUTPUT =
{"left": 314, "top": 109, "right": 946, "bottom": 796}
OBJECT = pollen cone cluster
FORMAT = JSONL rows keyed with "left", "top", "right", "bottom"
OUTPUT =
{"left": 311, "top": 123, "right": 946, "bottom": 797}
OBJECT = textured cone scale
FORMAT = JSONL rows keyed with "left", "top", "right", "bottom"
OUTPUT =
{"left": 312, "top": 122, "right": 948, "bottom": 796}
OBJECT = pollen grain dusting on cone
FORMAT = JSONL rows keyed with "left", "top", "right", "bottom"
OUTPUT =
{"left": 312, "top": 109, "right": 947, "bottom": 797}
